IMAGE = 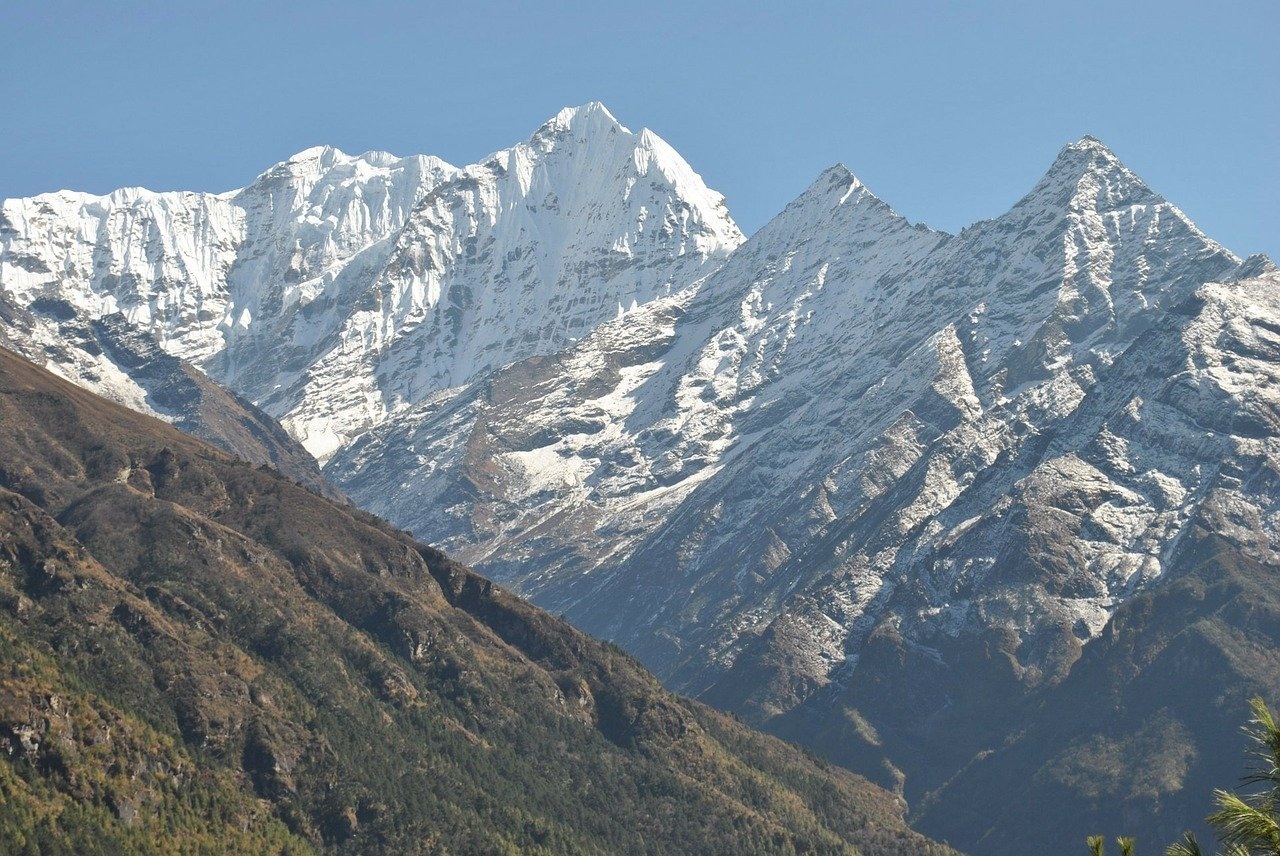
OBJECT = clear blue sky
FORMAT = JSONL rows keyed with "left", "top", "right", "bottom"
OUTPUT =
{"left": 5, "top": 1, "right": 1276, "bottom": 259}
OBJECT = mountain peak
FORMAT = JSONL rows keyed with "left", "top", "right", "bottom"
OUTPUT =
{"left": 821, "top": 162, "right": 858, "bottom": 183}
{"left": 284, "top": 144, "right": 347, "bottom": 166}
{"left": 1073, "top": 133, "right": 1109, "bottom": 149}
{"left": 1011, "top": 134, "right": 1160, "bottom": 217}
{"left": 541, "top": 102, "right": 628, "bottom": 137}
{"left": 1046, "top": 134, "right": 1130, "bottom": 182}
{"left": 282, "top": 145, "right": 419, "bottom": 170}
{"left": 251, "top": 145, "right": 353, "bottom": 184}
{"left": 736, "top": 162, "right": 912, "bottom": 250}
{"left": 792, "top": 163, "right": 897, "bottom": 218}
{"left": 1234, "top": 252, "right": 1278, "bottom": 279}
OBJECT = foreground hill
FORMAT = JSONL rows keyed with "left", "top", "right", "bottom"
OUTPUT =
{"left": 0, "top": 345, "right": 951, "bottom": 855}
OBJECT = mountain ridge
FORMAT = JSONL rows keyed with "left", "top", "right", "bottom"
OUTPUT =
{"left": 1, "top": 103, "right": 743, "bottom": 462}
{"left": 3, "top": 107, "right": 1276, "bottom": 854}
{"left": 322, "top": 130, "right": 1273, "bottom": 854}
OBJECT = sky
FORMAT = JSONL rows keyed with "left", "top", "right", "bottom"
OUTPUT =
{"left": 4, "top": 1, "right": 1277, "bottom": 259}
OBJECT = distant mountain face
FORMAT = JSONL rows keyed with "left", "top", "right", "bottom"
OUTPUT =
{"left": 330, "top": 136, "right": 1264, "bottom": 683}
{"left": 911, "top": 527, "right": 1280, "bottom": 853}
{"left": 0, "top": 293, "right": 335, "bottom": 498}
{"left": 0, "top": 103, "right": 742, "bottom": 461}
{"left": 325, "top": 136, "right": 1279, "bottom": 850}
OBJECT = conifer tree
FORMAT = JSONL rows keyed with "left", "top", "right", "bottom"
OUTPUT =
{"left": 1168, "top": 698, "right": 1280, "bottom": 856}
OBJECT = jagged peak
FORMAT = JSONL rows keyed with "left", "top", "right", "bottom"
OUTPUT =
{"left": 1071, "top": 133, "right": 1111, "bottom": 151}
{"left": 280, "top": 145, "right": 419, "bottom": 170}
{"left": 1053, "top": 136, "right": 1141, "bottom": 187}
{"left": 793, "top": 163, "right": 898, "bottom": 218}
{"left": 1050, "top": 134, "right": 1129, "bottom": 177}
{"left": 249, "top": 146, "right": 452, "bottom": 191}
{"left": 473, "top": 103, "right": 631, "bottom": 170}
{"left": 539, "top": 101, "right": 629, "bottom": 138}
{"left": 248, "top": 145, "right": 351, "bottom": 185}
{"left": 819, "top": 163, "right": 861, "bottom": 188}
{"left": 460, "top": 106, "right": 741, "bottom": 244}
{"left": 731, "top": 163, "right": 918, "bottom": 251}
{"left": 1232, "top": 253, "right": 1278, "bottom": 280}
{"left": 1005, "top": 134, "right": 1166, "bottom": 220}
{"left": 286, "top": 144, "right": 345, "bottom": 164}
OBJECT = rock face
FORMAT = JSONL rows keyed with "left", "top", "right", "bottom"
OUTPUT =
{"left": 0, "top": 103, "right": 743, "bottom": 462}
{"left": 0, "top": 344, "right": 952, "bottom": 855}
{"left": 331, "top": 137, "right": 1261, "bottom": 679}
{"left": 326, "top": 137, "right": 1279, "bottom": 849}
{"left": 0, "top": 294, "right": 336, "bottom": 497}
{"left": 911, "top": 529, "right": 1280, "bottom": 853}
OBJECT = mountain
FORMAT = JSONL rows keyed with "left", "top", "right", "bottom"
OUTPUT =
{"left": 771, "top": 266, "right": 1280, "bottom": 851}
{"left": 5, "top": 106, "right": 1276, "bottom": 852}
{"left": 330, "top": 137, "right": 1246, "bottom": 673}
{"left": 0, "top": 290, "right": 336, "bottom": 498}
{"left": 0, "top": 103, "right": 743, "bottom": 462}
{"left": 913, "top": 528, "right": 1280, "bottom": 852}
{"left": 0, "top": 344, "right": 952, "bottom": 855}
{"left": 326, "top": 138, "right": 1278, "bottom": 850}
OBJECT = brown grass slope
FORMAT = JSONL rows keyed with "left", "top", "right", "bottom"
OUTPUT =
{"left": 0, "top": 345, "right": 955, "bottom": 855}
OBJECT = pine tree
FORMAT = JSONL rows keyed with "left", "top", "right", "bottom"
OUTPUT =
{"left": 1168, "top": 697, "right": 1280, "bottom": 856}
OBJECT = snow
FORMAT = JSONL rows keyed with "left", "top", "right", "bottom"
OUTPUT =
{"left": 326, "top": 134, "right": 1267, "bottom": 702}
{"left": 4, "top": 111, "right": 1276, "bottom": 721}
{"left": 0, "top": 104, "right": 743, "bottom": 462}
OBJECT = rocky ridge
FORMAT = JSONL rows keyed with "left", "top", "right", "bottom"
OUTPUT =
{"left": 326, "top": 137, "right": 1279, "bottom": 851}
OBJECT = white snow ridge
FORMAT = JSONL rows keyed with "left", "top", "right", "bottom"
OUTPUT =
{"left": 0, "top": 102, "right": 743, "bottom": 461}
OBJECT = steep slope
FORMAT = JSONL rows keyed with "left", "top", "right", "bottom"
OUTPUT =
{"left": 0, "top": 103, "right": 743, "bottom": 462}
{"left": 0, "top": 345, "right": 950, "bottom": 855}
{"left": 328, "top": 140, "right": 1274, "bottom": 818}
{"left": 276, "top": 103, "right": 743, "bottom": 460}
{"left": 327, "top": 163, "right": 948, "bottom": 597}
{"left": 331, "top": 137, "right": 1245, "bottom": 652}
{"left": 757, "top": 269, "right": 1280, "bottom": 846}
{"left": 0, "top": 298, "right": 336, "bottom": 498}
{"left": 911, "top": 532, "right": 1280, "bottom": 854}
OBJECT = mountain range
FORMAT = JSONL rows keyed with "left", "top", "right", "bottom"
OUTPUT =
{"left": 0, "top": 103, "right": 740, "bottom": 462}
{"left": 2, "top": 103, "right": 1276, "bottom": 853}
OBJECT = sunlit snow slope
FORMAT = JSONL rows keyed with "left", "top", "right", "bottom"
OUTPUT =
{"left": 0, "top": 103, "right": 743, "bottom": 461}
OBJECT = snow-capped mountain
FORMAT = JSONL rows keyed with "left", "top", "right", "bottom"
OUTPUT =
{"left": 326, "top": 136, "right": 1275, "bottom": 799}
{"left": 0, "top": 103, "right": 743, "bottom": 461}
{"left": 4, "top": 107, "right": 1276, "bottom": 848}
